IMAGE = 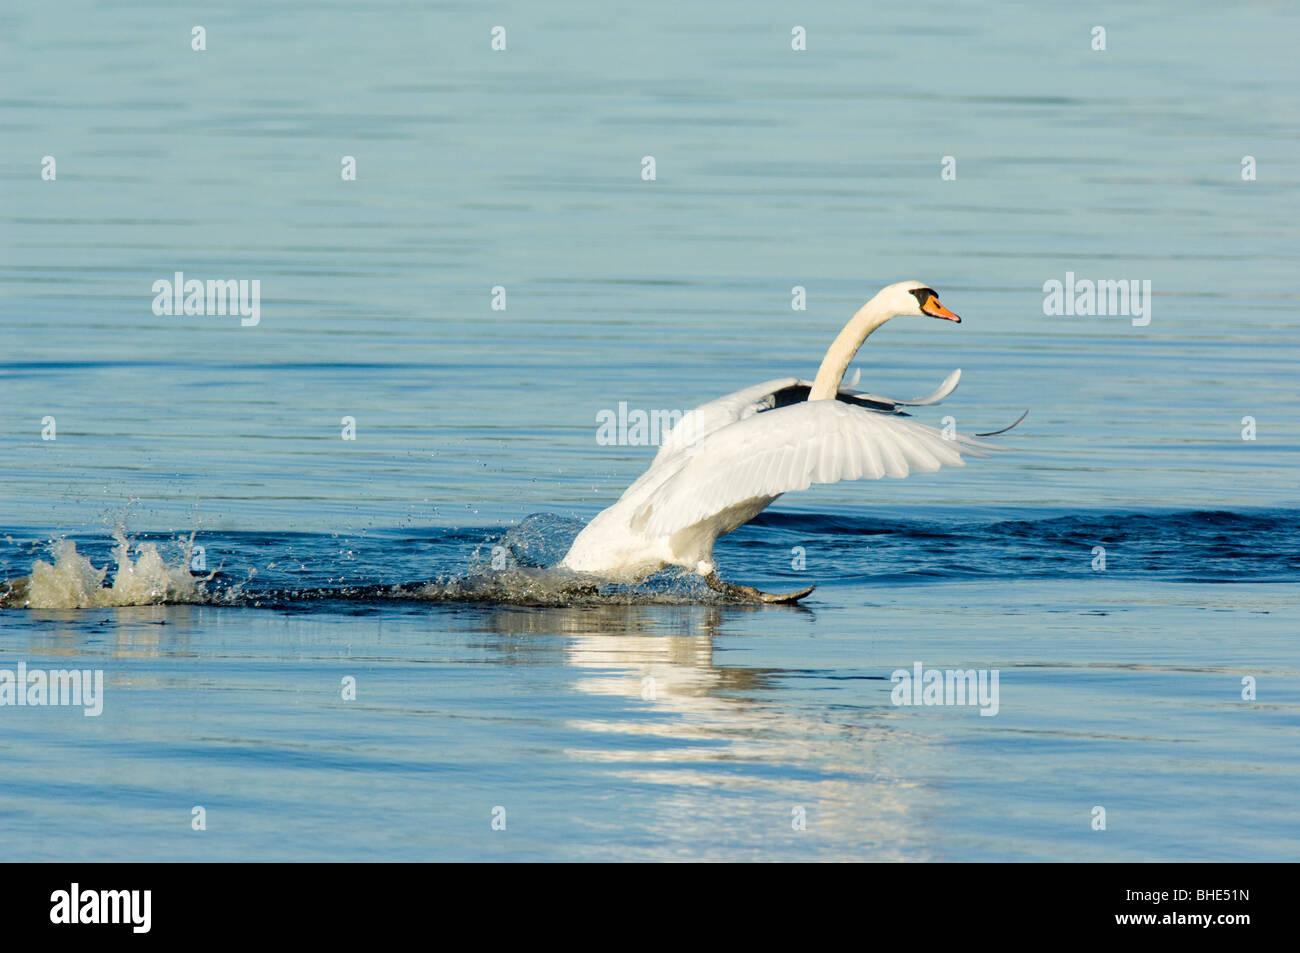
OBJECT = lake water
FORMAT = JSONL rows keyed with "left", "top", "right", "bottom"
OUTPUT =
{"left": 1, "top": 1, "right": 1297, "bottom": 861}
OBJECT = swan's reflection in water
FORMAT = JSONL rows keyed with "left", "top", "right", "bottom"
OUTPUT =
{"left": 9, "top": 601, "right": 945, "bottom": 858}
{"left": 478, "top": 604, "right": 940, "bottom": 860}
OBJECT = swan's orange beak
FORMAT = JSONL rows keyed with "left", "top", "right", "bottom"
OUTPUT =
{"left": 921, "top": 294, "right": 961, "bottom": 323}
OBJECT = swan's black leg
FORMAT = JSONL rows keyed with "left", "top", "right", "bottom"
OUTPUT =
{"left": 702, "top": 572, "right": 814, "bottom": 604}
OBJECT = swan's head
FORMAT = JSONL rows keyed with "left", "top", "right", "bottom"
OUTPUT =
{"left": 889, "top": 280, "right": 961, "bottom": 323}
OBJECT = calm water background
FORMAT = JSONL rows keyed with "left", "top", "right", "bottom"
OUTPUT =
{"left": 1, "top": 1, "right": 1298, "bottom": 860}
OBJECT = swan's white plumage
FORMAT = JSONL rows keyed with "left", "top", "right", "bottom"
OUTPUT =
{"left": 559, "top": 280, "right": 1003, "bottom": 584}
{"left": 634, "top": 400, "right": 984, "bottom": 540}
{"left": 652, "top": 368, "right": 963, "bottom": 464}
{"left": 560, "top": 375, "right": 993, "bottom": 581}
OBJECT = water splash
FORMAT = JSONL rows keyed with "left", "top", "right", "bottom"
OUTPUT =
{"left": 2, "top": 531, "right": 205, "bottom": 609}
{"left": 4, "top": 509, "right": 1295, "bottom": 610}
{"left": 0, "top": 515, "right": 731, "bottom": 609}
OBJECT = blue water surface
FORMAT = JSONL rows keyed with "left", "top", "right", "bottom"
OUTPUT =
{"left": 1, "top": 1, "right": 1297, "bottom": 860}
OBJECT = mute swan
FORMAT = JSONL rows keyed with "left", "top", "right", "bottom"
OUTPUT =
{"left": 560, "top": 280, "right": 1016, "bottom": 602}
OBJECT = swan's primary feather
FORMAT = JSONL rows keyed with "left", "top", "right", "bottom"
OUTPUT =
{"left": 857, "top": 367, "right": 962, "bottom": 408}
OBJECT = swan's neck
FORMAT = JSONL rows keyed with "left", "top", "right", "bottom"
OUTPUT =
{"left": 808, "top": 293, "right": 896, "bottom": 400}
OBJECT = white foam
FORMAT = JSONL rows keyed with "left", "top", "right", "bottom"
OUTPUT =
{"left": 7, "top": 531, "right": 203, "bottom": 609}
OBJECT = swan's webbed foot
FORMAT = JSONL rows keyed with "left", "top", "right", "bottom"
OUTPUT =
{"left": 702, "top": 572, "right": 814, "bottom": 604}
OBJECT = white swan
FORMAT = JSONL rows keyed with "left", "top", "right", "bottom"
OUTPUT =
{"left": 560, "top": 280, "right": 1011, "bottom": 602}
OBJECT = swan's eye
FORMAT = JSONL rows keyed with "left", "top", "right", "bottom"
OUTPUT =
{"left": 909, "top": 287, "right": 937, "bottom": 305}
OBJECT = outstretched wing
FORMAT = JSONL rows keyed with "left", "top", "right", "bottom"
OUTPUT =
{"left": 653, "top": 369, "right": 963, "bottom": 464}
{"left": 633, "top": 399, "right": 994, "bottom": 539}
